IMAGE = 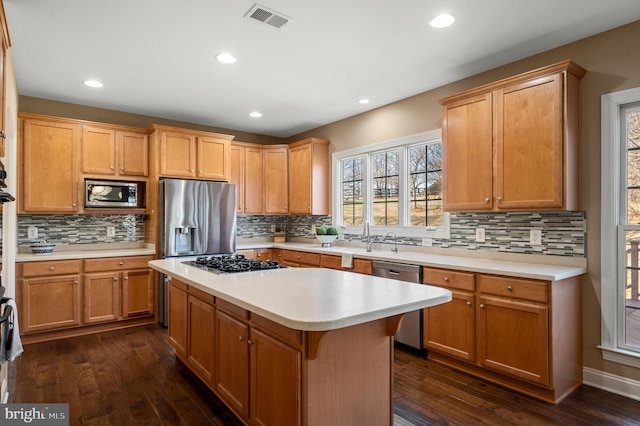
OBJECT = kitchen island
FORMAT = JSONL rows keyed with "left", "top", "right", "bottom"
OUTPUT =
{"left": 149, "top": 258, "right": 452, "bottom": 426}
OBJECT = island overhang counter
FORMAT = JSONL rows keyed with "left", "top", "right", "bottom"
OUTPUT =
{"left": 149, "top": 258, "right": 452, "bottom": 426}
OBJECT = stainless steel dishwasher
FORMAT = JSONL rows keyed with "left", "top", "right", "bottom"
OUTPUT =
{"left": 372, "top": 260, "right": 423, "bottom": 351}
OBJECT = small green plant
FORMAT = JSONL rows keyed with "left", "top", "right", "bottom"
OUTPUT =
{"left": 327, "top": 226, "right": 338, "bottom": 235}
{"left": 316, "top": 225, "right": 328, "bottom": 235}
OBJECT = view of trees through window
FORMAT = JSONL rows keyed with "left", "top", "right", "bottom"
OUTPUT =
{"left": 340, "top": 140, "right": 443, "bottom": 229}
{"left": 623, "top": 102, "right": 640, "bottom": 346}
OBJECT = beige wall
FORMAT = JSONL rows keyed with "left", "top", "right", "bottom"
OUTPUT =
{"left": 289, "top": 20, "right": 640, "bottom": 381}
{"left": 18, "top": 96, "right": 286, "bottom": 145}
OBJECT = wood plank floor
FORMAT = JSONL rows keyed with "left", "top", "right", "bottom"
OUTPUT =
{"left": 8, "top": 325, "right": 640, "bottom": 425}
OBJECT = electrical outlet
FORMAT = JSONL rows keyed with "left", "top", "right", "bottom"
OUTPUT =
{"left": 530, "top": 229, "right": 542, "bottom": 246}
{"left": 28, "top": 226, "right": 38, "bottom": 239}
{"left": 475, "top": 228, "right": 486, "bottom": 243}
{"left": 270, "top": 224, "right": 276, "bottom": 232}
{"left": 422, "top": 238, "right": 433, "bottom": 247}
{"left": 311, "top": 224, "right": 316, "bottom": 234}
{"left": 107, "top": 226, "right": 116, "bottom": 238}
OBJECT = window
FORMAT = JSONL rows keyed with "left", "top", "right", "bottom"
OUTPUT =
{"left": 601, "top": 87, "right": 640, "bottom": 367}
{"left": 333, "top": 130, "right": 449, "bottom": 238}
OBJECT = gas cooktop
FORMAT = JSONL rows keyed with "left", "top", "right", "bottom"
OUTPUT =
{"left": 182, "top": 254, "right": 286, "bottom": 274}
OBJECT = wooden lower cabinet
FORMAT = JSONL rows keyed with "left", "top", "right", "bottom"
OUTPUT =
{"left": 168, "top": 279, "right": 188, "bottom": 359}
{"left": 282, "top": 249, "right": 320, "bottom": 267}
{"left": 83, "top": 272, "right": 120, "bottom": 323}
{"left": 187, "top": 290, "right": 216, "bottom": 383}
{"left": 423, "top": 266, "right": 582, "bottom": 403}
{"left": 122, "top": 268, "right": 154, "bottom": 317}
{"left": 216, "top": 310, "right": 250, "bottom": 419}
{"left": 19, "top": 260, "right": 82, "bottom": 333}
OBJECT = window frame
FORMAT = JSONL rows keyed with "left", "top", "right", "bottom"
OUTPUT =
{"left": 601, "top": 87, "right": 640, "bottom": 367}
{"left": 332, "top": 130, "right": 450, "bottom": 239}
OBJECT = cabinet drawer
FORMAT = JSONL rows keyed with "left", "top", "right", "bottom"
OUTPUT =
{"left": 283, "top": 250, "right": 320, "bottom": 266}
{"left": 423, "top": 267, "right": 475, "bottom": 291}
{"left": 255, "top": 248, "right": 274, "bottom": 260}
{"left": 251, "top": 313, "right": 302, "bottom": 348}
{"left": 217, "top": 298, "right": 249, "bottom": 321}
{"left": 477, "top": 275, "right": 548, "bottom": 303}
{"left": 189, "top": 286, "right": 214, "bottom": 305}
{"left": 169, "top": 277, "right": 188, "bottom": 292}
{"left": 84, "top": 256, "right": 154, "bottom": 272}
{"left": 21, "top": 260, "right": 81, "bottom": 277}
{"left": 320, "top": 254, "right": 372, "bottom": 275}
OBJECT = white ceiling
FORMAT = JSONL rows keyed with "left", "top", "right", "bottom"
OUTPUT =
{"left": 5, "top": 0, "right": 640, "bottom": 138}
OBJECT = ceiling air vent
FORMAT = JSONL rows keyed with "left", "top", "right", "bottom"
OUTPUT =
{"left": 244, "top": 3, "right": 291, "bottom": 29}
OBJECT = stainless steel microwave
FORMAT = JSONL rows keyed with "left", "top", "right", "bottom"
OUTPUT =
{"left": 85, "top": 179, "right": 143, "bottom": 208}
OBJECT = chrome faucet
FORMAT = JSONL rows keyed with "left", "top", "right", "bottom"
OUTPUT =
{"left": 384, "top": 231, "right": 398, "bottom": 253}
{"left": 363, "top": 220, "right": 379, "bottom": 252}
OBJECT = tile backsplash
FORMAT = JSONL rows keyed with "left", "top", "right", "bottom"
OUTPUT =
{"left": 2, "top": 211, "right": 585, "bottom": 258}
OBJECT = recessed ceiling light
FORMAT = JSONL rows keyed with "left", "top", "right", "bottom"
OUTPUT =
{"left": 358, "top": 99, "right": 370, "bottom": 104}
{"left": 84, "top": 80, "right": 103, "bottom": 88}
{"left": 249, "top": 111, "right": 262, "bottom": 118}
{"left": 216, "top": 53, "right": 237, "bottom": 64}
{"left": 429, "top": 14, "right": 455, "bottom": 28}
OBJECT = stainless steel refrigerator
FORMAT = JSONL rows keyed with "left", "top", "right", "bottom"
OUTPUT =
{"left": 157, "top": 178, "right": 236, "bottom": 325}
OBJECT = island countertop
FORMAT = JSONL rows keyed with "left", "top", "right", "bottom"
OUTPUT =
{"left": 149, "top": 258, "right": 452, "bottom": 332}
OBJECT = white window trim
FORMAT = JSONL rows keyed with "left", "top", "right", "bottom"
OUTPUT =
{"left": 600, "top": 87, "right": 640, "bottom": 368}
{"left": 331, "top": 129, "right": 450, "bottom": 239}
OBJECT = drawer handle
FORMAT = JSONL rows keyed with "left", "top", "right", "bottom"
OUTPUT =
{"left": 480, "top": 304, "right": 485, "bottom": 309}
{"left": 466, "top": 301, "right": 471, "bottom": 306}
{"left": 49, "top": 267, "right": 55, "bottom": 271}
{"left": 507, "top": 285, "right": 513, "bottom": 291}
{"left": 443, "top": 277, "right": 449, "bottom": 281}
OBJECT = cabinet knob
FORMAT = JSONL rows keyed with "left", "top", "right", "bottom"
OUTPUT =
{"left": 72, "top": 203, "right": 77, "bottom": 207}
{"left": 497, "top": 196, "right": 502, "bottom": 202}
{"left": 484, "top": 197, "right": 490, "bottom": 203}
{"left": 49, "top": 266, "right": 55, "bottom": 271}
{"left": 190, "top": 169, "right": 194, "bottom": 173}
{"left": 74, "top": 280, "right": 78, "bottom": 285}
{"left": 124, "top": 276, "right": 128, "bottom": 280}
{"left": 119, "top": 262, "right": 124, "bottom": 266}
{"left": 114, "top": 277, "right": 118, "bottom": 281}
{"left": 239, "top": 336, "right": 244, "bottom": 341}
{"left": 507, "top": 285, "right": 513, "bottom": 291}
{"left": 120, "top": 167, "right": 124, "bottom": 171}
{"left": 480, "top": 304, "right": 485, "bottom": 309}
{"left": 199, "top": 170, "right": 203, "bottom": 173}
{"left": 247, "top": 339, "right": 253, "bottom": 345}
{"left": 443, "top": 277, "right": 449, "bottom": 281}
{"left": 110, "top": 166, "right": 114, "bottom": 170}
{"left": 466, "top": 301, "right": 472, "bottom": 306}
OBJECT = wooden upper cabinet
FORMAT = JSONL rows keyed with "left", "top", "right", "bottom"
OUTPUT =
{"left": 230, "top": 143, "right": 263, "bottom": 214}
{"left": 82, "top": 127, "right": 148, "bottom": 178}
{"left": 439, "top": 60, "right": 585, "bottom": 212}
{"left": 263, "top": 146, "right": 288, "bottom": 214}
{"left": 197, "top": 136, "right": 230, "bottom": 181}
{"left": 288, "top": 138, "right": 330, "bottom": 215}
{"left": 21, "top": 118, "right": 80, "bottom": 213}
{"left": 152, "top": 126, "right": 233, "bottom": 181}
{"left": 159, "top": 131, "right": 197, "bottom": 178}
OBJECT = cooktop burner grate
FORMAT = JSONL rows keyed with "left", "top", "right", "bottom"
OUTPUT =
{"left": 183, "top": 254, "right": 286, "bottom": 274}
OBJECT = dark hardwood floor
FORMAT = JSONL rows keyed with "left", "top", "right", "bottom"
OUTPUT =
{"left": 8, "top": 325, "right": 640, "bottom": 425}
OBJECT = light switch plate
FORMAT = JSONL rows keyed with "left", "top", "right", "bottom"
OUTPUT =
{"left": 28, "top": 226, "right": 38, "bottom": 239}
{"left": 107, "top": 226, "right": 116, "bottom": 237}
{"left": 311, "top": 224, "right": 316, "bottom": 234}
{"left": 270, "top": 224, "right": 276, "bottom": 232}
{"left": 475, "top": 228, "right": 486, "bottom": 243}
{"left": 530, "top": 229, "right": 542, "bottom": 246}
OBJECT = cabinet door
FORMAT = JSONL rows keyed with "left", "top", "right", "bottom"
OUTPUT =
{"left": 122, "top": 269, "right": 153, "bottom": 317}
{"left": 168, "top": 282, "right": 188, "bottom": 359}
{"left": 250, "top": 328, "right": 301, "bottom": 426}
{"left": 216, "top": 310, "right": 250, "bottom": 419}
{"left": 117, "top": 131, "right": 148, "bottom": 177}
{"left": 288, "top": 143, "right": 312, "bottom": 214}
{"left": 477, "top": 295, "right": 549, "bottom": 386}
{"left": 244, "top": 146, "right": 263, "bottom": 214}
{"left": 21, "top": 275, "right": 81, "bottom": 333}
{"left": 188, "top": 295, "right": 215, "bottom": 383}
{"left": 264, "top": 147, "right": 288, "bottom": 214}
{"left": 229, "top": 145, "right": 245, "bottom": 213}
{"left": 159, "top": 132, "right": 196, "bottom": 177}
{"left": 197, "top": 137, "right": 229, "bottom": 181}
{"left": 496, "top": 73, "right": 563, "bottom": 209}
{"left": 83, "top": 272, "right": 120, "bottom": 324}
{"left": 82, "top": 126, "right": 116, "bottom": 175}
{"left": 424, "top": 290, "right": 475, "bottom": 361}
{"left": 442, "top": 93, "right": 493, "bottom": 211}
{"left": 22, "top": 119, "right": 80, "bottom": 212}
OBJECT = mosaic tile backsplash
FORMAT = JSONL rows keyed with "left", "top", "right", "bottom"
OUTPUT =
{"left": 2, "top": 211, "right": 585, "bottom": 258}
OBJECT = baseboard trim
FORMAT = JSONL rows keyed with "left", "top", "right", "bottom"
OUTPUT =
{"left": 582, "top": 366, "right": 640, "bottom": 402}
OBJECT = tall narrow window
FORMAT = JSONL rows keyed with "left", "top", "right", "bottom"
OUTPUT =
{"left": 342, "top": 157, "right": 364, "bottom": 226}
{"left": 372, "top": 150, "right": 399, "bottom": 226}
{"left": 408, "top": 144, "right": 443, "bottom": 226}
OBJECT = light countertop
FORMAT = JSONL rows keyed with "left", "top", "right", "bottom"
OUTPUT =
{"left": 149, "top": 258, "right": 452, "bottom": 332}
{"left": 239, "top": 242, "right": 586, "bottom": 282}
{"left": 16, "top": 243, "right": 156, "bottom": 262}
